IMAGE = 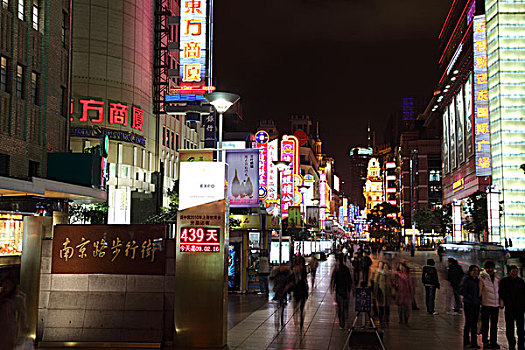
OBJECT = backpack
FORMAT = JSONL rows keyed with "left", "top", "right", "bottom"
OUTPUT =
{"left": 422, "top": 267, "right": 434, "bottom": 285}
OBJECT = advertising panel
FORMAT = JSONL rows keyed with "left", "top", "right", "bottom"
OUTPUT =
{"left": 280, "top": 135, "right": 300, "bottom": 218}
{"left": 464, "top": 73, "right": 473, "bottom": 158}
{"left": 443, "top": 107, "right": 450, "bottom": 174}
{"left": 449, "top": 98, "right": 457, "bottom": 170}
{"left": 203, "top": 112, "right": 216, "bottom": 149}
{"left": 270, "top": 240, "right": 290, "bottom": 264}
{"left": 334, "top": 175, "right": 340, "bottom": 192}
{"left": 52, "top": 225, "right": 166, "bottom": 275}
{"left": 179, "top": 149, "right": 214, "bottom": 162}
{"left": 179, "top": 0, "right": 208, "bottom": 84}
{"left": 456, "top": 84, "right": 465, "bottom": 164}
{"left": 179, "top": 162, "right": 226, "bottom": 210}
{"left": 473, "top": 15, "right": 492, "bottom": 176}
{"left": 226, "top": 149, "right": 259, "bottom": 208}
{"left": 288, "top": 206, "right": 302, "bottom": 228}
{"left": 306, "top": 206, "right": 319, "bottom": 229}
{"left": 255, "top": 130, "right": 269, "bottom": 199}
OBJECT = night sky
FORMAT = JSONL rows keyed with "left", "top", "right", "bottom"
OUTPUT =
{"left": 214, "top": 0, "right": 451, "bottom": 183}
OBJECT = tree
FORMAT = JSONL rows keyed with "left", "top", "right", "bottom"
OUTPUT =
{"left": 413, "top": 207, "right": 438, "bottom": 233}
{"left": 463, "top": 190, "right": 488, "bottom": 241}
{"left": 68, "top": 202, "right": 109, "bottom": 224}
{"left": 435, "top": 204, "right": 452, "bottom": 235}
{"left": 367, "top": 202, "right": 400, "bottom": 242}
{"left": 144, "top": 187, "right": 178, "bottom": 224}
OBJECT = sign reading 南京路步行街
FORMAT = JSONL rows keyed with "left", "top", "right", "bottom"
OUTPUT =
{"left": 51, "top": 224, "right": 166, "bottom": 275}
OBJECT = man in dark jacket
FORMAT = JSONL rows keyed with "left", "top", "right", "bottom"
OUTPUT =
{"left": 447, "top": 258, "right": 464, "bottom": 314}
{"left": 331, "top": 255, "right": 352, "bottom": 328}
{"left": 499, "top": 265, "right": 525, "bottom": 350}
{"left": 460, "top": 265, "right": 481, "bottom": 349}
{"left": 422, "top": 258, "right": 440, "bottom": 315}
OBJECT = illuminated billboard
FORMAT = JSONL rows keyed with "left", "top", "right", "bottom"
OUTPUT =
{"left": 443, "top": 106, "right": 450, "bottom": 174}
{"left": 267, "top": 139, "right": 278, "bottom": 201}
{"left": 280, "top": 135, "right": 299, "bottom": 218}
{"left": 334, "top": 175, "right": 340, "bottom": 192}
{"left": 179, "top": 0, "right": 208, "bottom": 84}
{"left": 256, "top": 130, "right": 269, "bottom": 199}
{"left": 449, "top": 97, "right": 457, "bottom": 170}
{"left": 226, "top": 149, "right": 259, "bottom": 208}
{"left": 464, "top": 73, "right": 473, "bottom": 158}
{"left": 473, "top": 15, "right": 491, "bottom": 177}
{"left": 456, "top": 84, "right": 465, "bottom": 165}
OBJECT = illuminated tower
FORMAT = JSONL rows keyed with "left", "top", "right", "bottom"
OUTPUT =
{"left": 364, "top": 158, "right": 384, "bottom": 214}
{"left": 485, "top": 0, "right": 525, "bottom": 249}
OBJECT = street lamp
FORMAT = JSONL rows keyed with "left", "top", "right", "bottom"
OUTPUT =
{"left": 272, "top": 160, "right": 290, "bottom": 265}
{"left": 204, "top": 92, "right": 240, "bottom": 162}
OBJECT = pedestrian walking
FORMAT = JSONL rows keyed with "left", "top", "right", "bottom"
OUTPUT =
{"left": 460, "top": 265, "right": 482, "bottom": 349}
{"left": 258, "top": 250, "right": 271, "bottom": 295}
{"left": 270, "top": 265, "right": 293, "bottom": 329}
{"left": 351, "top": 252, "right": 361, "bottom": 286}
{"left": 422, "top": 258, "right": 440, "bottom": 315}
{"left": 331, "top": 254, "right": 353, "bottom": 329}
{"left": 374, "top": 261, "right": 392, "bottom": 326}
{"left": 437, "top": 244, "right": 444, "bottom": 263}
{"left": 499, "top": 265, "right": 525, "bottom": 350}
{"left": 0, "top": 273, "right": 26, "bottom": 350}
{"left": 479, "top": 260, "right": 501, "bottom": 349}
{"left": 308, "top": 255, "right": 319, "bottom": 290}
{"left": 393, "top": 263, "right": 414, "bottom": 325}
{"left": 447, "top": 258, "right": 464, "bottom": 314}
{"left": 292, "top": 263, "right": 309, "bottom": 332}
{"left": 362, "top": 252, "right": 373, "bottom": 287}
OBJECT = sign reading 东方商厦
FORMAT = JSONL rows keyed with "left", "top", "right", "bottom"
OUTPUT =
{"left": 51, "top": 224, "right": 166, "bottom": 275}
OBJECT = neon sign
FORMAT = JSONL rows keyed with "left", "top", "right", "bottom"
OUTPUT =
{"left": 267, "top": 139, "right": 278, "bottom": 204}
{"left": 256, "top": 130, "right": 269, "bottom": 199}
{"left": 280, "top": 135, "right": 300, "bottom": 218}
{"left": 70, "top": 98, "right": 144, "bottom": 132}
{"left": 473, "top": 15, "right": 492, "bottom": 176}
{"left": 179, "top": 0, "right": 207, "bottom": 84}
{"left": 180, "top": 227, "right": 220, "bottom": 253}
{"left": 453, "top": 178, "right": 464, "bottom": 193}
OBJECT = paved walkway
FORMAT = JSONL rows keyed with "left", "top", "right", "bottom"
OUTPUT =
{"left": 227, "top": 250, "right": 514, "bottom": 350}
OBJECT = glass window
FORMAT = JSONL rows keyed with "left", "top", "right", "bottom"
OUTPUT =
{"left": 60, "top": 86, "right": 67, "bottom": 116}
{"left": 16, "top": 64, "right": 24, "bottom": 99}
{"left": 0, "top": 56, "right": 8, "bottom": 92}
{"left": 0, "top": 153, "right": 9, "bottom": 176}
{"left": 61, "top": 10, "right": 67, "bottom": 47}
{"left": 2, "top": 0, "right": 9, "bottom": 11}
{"left": 162, "top": 127, "right": 166, "bottom": 147}
{"left": 429, "top": 170, "right": 441, "bottom": 182}
{"left": 28, "top": 160, "right": 39, "bottom": 177}
{"left": 17, "top": 0, "right": 24, "bottom": 20}
{"left": 32, "top": 0, "right": 38, "bottom": 30}
{"left": 170, "top": 131, "right": 174, "bottom": 150}
{"left": 0, "top": 214, "right": 24, "bottom": 256}
{"left": 31, "top": 71, "right": 39, "bottom": 105}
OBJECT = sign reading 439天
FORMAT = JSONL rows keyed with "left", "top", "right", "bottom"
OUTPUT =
{"left": 180, "top": 0, "right": 208, "bottom": 83}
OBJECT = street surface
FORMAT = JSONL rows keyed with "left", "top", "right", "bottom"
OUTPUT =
{"left": 227, "top": 250, "right": 512, "bottom": 350}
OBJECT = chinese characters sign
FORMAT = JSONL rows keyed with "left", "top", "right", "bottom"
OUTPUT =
{"left": 180, "top": 226, "right": 220, "bottom": 253}
{"left": 266, "top": 139, "right": 278, "bottom": 202}
{"left": 51, "top": 225, "right": 166, "bottom": 275}
{"left": 473, "top": 15, "right": 492, "bottom": 176}
{"left": 256, "top": 130, "right": 269, "bottom": 199}
{"left": 70, "top": 98, "right": 144, "bottom": 132}
{"left": 226, "top": 149, "right": 259, "bottom": 208}
{"left": 180, "top": 0, "right": 208, "bottom": 84}
{"left": 280, "top": 135, "right": 300, "bottom": 218}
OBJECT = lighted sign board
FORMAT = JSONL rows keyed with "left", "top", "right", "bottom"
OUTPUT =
{"left": 473, "top": 15, "right": 492, "bottom": 176}
{"left": 449, "top": 98, "right": 457, "bottom": 170}
{"left": 165, "top": 94, "right": 207, "bottom": 102}
{"left": 180, "top": 227, "right": 220, "bottom": 253}
{"left": 402, "top": 98, "right": 415, "bottom": 121}
{"left": 256, "top": 130, "right": 269, "bottom": 199}
{"left": 267, "top": 139, "right": 278, "bottom": 202}
{"left": 70, "top": 126, "right": 146, "bottom": 147}
{"left": 179, "top": 0, "right": 208, "bottom": 84}
{"left": 70, "top": 98, "right": 144, "bottom": 132}
{"left": 226, "top": 149, "right": 259, "bottom": 208}
{"left": 280, "top": 135, "right": 300, "bottom": 218}
{"left": 465, "top": 73, "right": 473, "bottom": 158}
{"left": 456, "top": 84, "right": 465, "bottom": 164}
{"left": 334, "top": 175, "right": 340, "bottom": 192}
{"left": 270, "top": 240, "right": 290, "bottom": 264}
{"left": 178, "top": 162, "right": 226, "bottom": 211}
{"left": 453, "top": 178, "right": 464, "bottom": 193}
{"left": 443, "top": 106, "right": 450, "bottom": 174}
{"left": 221, "top": 141, "right": 246, "bottom": 150}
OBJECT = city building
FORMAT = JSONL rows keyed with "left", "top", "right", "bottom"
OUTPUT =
{"left": 364, "top": 158, "right": 384, "bottom": 214}
{"left": 348, "top": 146, "right": 372, "bottom": 208}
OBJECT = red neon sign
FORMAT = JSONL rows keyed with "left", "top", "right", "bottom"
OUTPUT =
{"left": 179, "top": 227, "right": 220, "bottom": 253}
{"left": 71, "top": 98, "right": 144, "bottom": 131}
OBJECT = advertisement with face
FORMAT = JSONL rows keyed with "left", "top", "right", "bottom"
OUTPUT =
{"left": 226, "top": 149, "right": 259, "bottom": 208}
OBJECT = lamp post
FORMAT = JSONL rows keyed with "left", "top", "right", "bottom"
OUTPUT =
{"left": 273, "top": 160, "right": 290, "bottom": 265}
{"left": 204, "top": 92, "right": 240, "bottom": 162}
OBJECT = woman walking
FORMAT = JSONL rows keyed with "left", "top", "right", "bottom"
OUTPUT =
{"left": 374, "top": 261, "right": 393, "bottom": 326}
{"left": 393, "top": 263, "right": 414, "bottom": 325}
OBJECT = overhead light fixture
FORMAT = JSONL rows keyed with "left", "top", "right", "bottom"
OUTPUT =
{"left": 453, "top": 70, "right": 459, "bottom": 74}
{"left": 445, "top": 85, "right": 450, "bottom": 89}
{"left": 451, "top": 77, "right": 457, "bottom": 81}
{"left": 443, "top": 89, "right": 448, "bottom": 93}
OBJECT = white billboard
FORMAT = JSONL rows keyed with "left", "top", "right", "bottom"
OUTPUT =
{"left": 179, "top": 162, "right": 226, "bottom": 210}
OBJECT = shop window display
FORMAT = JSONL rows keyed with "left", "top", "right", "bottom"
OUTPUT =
{"left": 0, "top": 214, "right": 23, "bottom": 256}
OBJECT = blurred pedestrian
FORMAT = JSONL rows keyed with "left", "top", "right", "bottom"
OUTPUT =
{"left": 499, "top": 265, "right": 525, "bottom": 350}
{"left": 422, "top": 258, "right": 440, "bottom": 315}
{"left": 270, "top": 264, "right": 293, "bottom": 329}
{"left": 437, "top": 244, "right": 444, "bottom": 263}
{"left": 309, "top": 255, "right": 319, "bottom": 290}
{"left": 351, "top": 252, "right": 361, "bottom": 286}
{"left": 362, "top": 252, "right": 373, "bottom": 287}
{"left": 460, "top": 265, "right": 481, "bottom": 349}
{"left": 0, "top": 273, "right": 26, "bottom": 350}
{"left": 374, "top": 261, "right": 392, "bottom": 326}
{"left": 258, "top": 250, "right": 271, "bottom": 295}
{"left": 393, "top": 263, "right": 414, "bottom": 325}
{"left": 292, "top": 262, "right": 309, "bottom": 332}
{"left": 479, "top": 260, "right": 501, "bottom": 349}
{"left": 331, "top": 254, "right": 352, "bottom": 329}
{"left": 447, "top": 258, "right": 464, "bottom": 315}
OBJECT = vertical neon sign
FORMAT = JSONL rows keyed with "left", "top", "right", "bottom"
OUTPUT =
{"left": 473, "top": 15, "right": 491, "bottom": 176}
{"left": 280, "top": 135, "right": 299, "bottom": 218}
{"left": 256, "top": 130, "right": 269, "bottom": 199}
{"left": 267, "top": 139, "right": 278, "bottom": 201}
{"left": 179, "top": 0, "right": 208, "bottom": 84}
{"left": 319, "top": 172, "right": 327, "bottom": 228}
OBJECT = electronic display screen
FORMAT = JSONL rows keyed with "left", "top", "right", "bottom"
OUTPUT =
{"left": 180, "top": 227, "right": 220, "bottom": 253}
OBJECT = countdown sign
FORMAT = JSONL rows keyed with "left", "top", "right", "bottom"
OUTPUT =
{"left": 180, "top": 226, "right": 220, "bottom": 253}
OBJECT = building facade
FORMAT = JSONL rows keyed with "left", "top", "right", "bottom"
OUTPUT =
{"left": 348, "top": 147, "right": 372, "bottom": 209}
{"left": 364, "top": 158, "right": 383, "bottom": 214}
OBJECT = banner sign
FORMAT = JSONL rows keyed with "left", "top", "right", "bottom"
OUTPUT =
{"left": 456, "top": 84, "right": 465, "bottom": 164}
{"left": 256, "top": 130, "right": 269, "bottom": 199}
{"left": 226, "top": 149, "right": 259, "bottom": 208}
{"left": 443, "top": 106, "right": 450, "bottom": 174}
{"left": 306, "top": 206, "right": 319, "bottom": 229}
{"left": 288, "top": 206, "right": 302, "bottom": 228}
{"left": 267, "top": 139, "right": 278, "bottom": 203}
{"left": 179, "top": 162, "right": 226, "bottom": 210}
{"left": 449, "top": 97, "right": 457, "bottom": 170}
{"left": 52, "top": 225, "right": 166, "bottom": 275}
{"left": 280, "top": 135, "right": 300, "bottom": 218}
{"left": 203, "top": 112, "right": 216, "bottom": 149}
{"left": 473, "top": 15, "right": 492, "bottom": 176}
{"left": 465, "top": 73, "right": 473, "bottom": 158}
{"left": 179, "top": 0, "right": 208, "bottom": 84}
{"left": 179, "top": 149, "right": 214, "bottom": 162}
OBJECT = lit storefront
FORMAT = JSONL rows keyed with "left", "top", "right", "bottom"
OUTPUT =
{"left": 0, "top": 214, "right": 23, "bottom": 257}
